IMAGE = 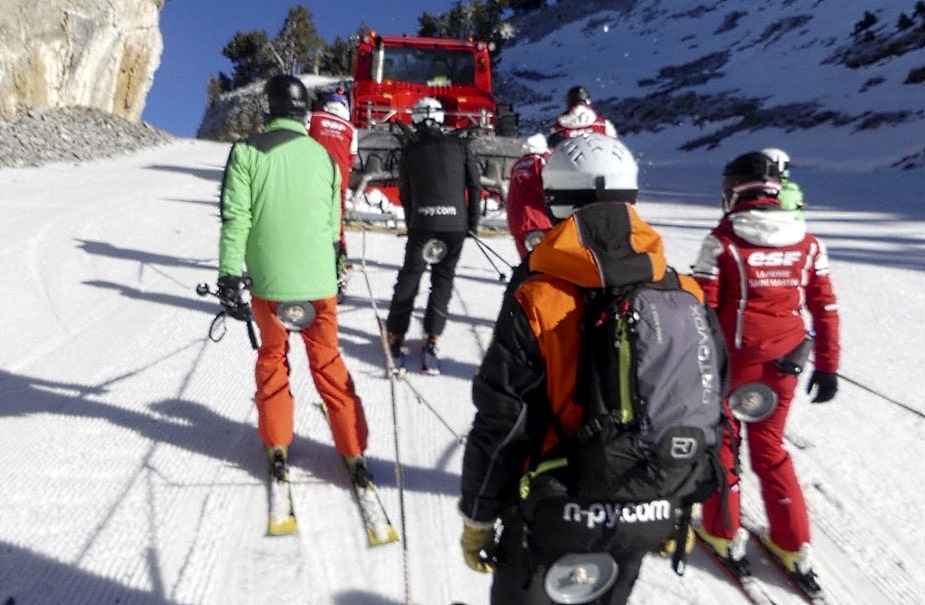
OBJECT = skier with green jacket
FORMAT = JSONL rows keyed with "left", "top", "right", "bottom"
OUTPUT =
{"left": 217, "top": 74, "right": 371, "bottom": 493}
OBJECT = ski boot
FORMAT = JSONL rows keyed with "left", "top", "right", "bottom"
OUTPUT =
{"left": 422, "top": 335, "right": 440, "bottom": 375}
{"left": 346, "top": 455, "right": 373, "bottom": 489}
{"left": 695, "top": 525, "right": 750, "bottom": 576}
{"left": 268, "top": 446, "right": 289, "bottom": 483}
{"left": 759, "top": 534, "right": 822, "bottom": 595}
{"left": 387, "top": 333, "right": 406, "bottom": 373}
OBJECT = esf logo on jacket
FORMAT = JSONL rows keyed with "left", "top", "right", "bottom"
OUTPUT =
{"left": 562, "top": 499, "right": 672, "bottom": 529}
{"left": 317, "top": 117, "right": 349, "bottom": 132}
{"left": 747, "top": 250, "right": 803, "bottom": 267}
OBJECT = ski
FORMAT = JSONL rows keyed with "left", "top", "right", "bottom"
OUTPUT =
{"left": 315, "top": 403, "right": 399, "bottom": 546}
{"left": 267, "top": 448, "right": 298, "bottom": 535}
{"left": 344, "top": 456, "right": 401, "bottom": 547}
{"left": 695, "top": 536, "right": 779, "bottom": 605}
{"left": 744, "top": 527, "right": 830, "bottom": 605}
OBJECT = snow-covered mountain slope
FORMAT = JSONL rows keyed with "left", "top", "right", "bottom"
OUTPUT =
{"left": 497, "top": 0, "right": 925, "bottom": 169}
{"left": 0, "top": 138, "right": 923, "bottom": 604}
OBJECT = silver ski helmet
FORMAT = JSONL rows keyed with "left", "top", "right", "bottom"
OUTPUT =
{"left": 761, "top": 147, "right": 791, "bottom": 179}
{"left": 542, "top": 133, "right": 638, "bottom": 220}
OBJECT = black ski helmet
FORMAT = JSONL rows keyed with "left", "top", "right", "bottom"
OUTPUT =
{"left": 265, "top": 74, "right": 309, "bottom": 120}
{"left": 566, "top": 85, "right": 590, "bottom": 107}
{"left": 721, "top": 151, "right": 782, "bottom": 213}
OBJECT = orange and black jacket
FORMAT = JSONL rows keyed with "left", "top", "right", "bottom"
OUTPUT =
{"left": 459, "top": 201, "right": 726, "bottom": 524}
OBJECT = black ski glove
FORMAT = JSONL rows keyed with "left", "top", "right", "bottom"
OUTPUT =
{"left": 216, "top": 275, "right": 253, "bottom": 321}
{"left": 334, "top": 242, "right": 348, "bottom": 276}
{"left": 806, "top": 370, "right": 838, "bottom": 403}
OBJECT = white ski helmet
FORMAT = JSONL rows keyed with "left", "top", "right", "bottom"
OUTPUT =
{"left": 761, "top": 147, "right": 791, "bottom": 179}
{"left": 411, "top": 96, "right": 444, "bottom": 125}
{"left": 542, "top": 133, "right": 638, "bottom": 219}
{"left": 522, "top": 133, "right": 549, "bottom": 155}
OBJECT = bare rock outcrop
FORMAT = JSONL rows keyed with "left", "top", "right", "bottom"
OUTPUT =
{"left": 0, "top": 0, "right": 165, "bottom": 121}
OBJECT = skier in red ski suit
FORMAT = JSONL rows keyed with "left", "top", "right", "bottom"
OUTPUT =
{"left": 691, "top": 151, "right": 840, "bottom": 583}
{"left": 505, "top": 134, "right": 552, "bottom": 259}
{"left": 548, "top": 85, "right": 617, "bottom": 148}
{"left": 307, "top": 91, "right": 358, "bottom": 299}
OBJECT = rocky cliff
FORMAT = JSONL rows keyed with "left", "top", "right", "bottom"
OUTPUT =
{"left": 0, "top": 0, "right": 165, "bottom": 121}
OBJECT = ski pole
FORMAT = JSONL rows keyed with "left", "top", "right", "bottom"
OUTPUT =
{"left": 835, "top": 370, "right": 923, "bottom": 419}
{"left": 468, "top": 231, "right": 511, "bottom": 282}
{"left": 671, "top": 504, "right": 694, "bottom": 576}
{"left": 195, "top": 282, "right": 259, "bottom": 350}
{"left": 467, "top": 231, "right": 515, "bottom": 269}
{"left": 396, "top": 372, "right": 467, "bottom": 445}
{"left": 806, "top": 359, "right": 924, "bottom": 420}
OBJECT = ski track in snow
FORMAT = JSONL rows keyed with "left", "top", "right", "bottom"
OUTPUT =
{"left": 0, "top": 139, "right": 923, "bottom": 605}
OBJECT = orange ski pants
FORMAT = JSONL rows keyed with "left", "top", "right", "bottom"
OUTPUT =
{"left": 250, "top": 296, "right": 368, "bottom": 457}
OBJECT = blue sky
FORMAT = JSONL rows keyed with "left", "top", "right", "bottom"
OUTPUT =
{"left": 143, "top": 1, "right": 458, "bottom": 138}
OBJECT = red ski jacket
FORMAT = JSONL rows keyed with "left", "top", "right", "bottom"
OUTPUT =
{"left": 505, "top": 151, "right": 551, "bottom": 258}
{"left": 307, "top": 110, "right": 357, "bottom": 197}
{"left": 692, "top": 204, "right": 840, "bottom": 372}
{"left": 548, "top": 104, "right": 616, "bottom": 147}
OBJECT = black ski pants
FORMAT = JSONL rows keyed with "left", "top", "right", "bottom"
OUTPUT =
{"left": 386, "top": 229, "right": 466, "bottom": 339}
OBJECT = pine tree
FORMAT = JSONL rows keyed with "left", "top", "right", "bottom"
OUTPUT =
{"left": 417, "top": 0, "right": 512, "bottom": 60}
{"left": 271, "top": 6, "right": 324, "bottom": 75}
{"left": 221, "top": 31, "right": 276, "bottom": 89}
{"left": 319, "top": 35, "right": 354, "bottom": 76}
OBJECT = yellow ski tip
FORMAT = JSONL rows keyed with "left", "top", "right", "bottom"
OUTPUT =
{"left": 269, "top": 515, "right": 299, "bottom": 536}
{"left": 366, "top": 524, "right": 400, "bottom": 546}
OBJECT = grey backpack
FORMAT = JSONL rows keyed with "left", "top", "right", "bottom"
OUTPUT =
{"left": 551, "top": 269, "right": 728, "bottom": 504}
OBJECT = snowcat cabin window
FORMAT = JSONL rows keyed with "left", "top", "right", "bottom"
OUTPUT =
{"left": 381, "top": 58, "right": 394, "bottom": 80}
{"left": 430, "top": 58, "right": 450, "bottom": 84}
{"left": 377, "top": 46, "right": 476, "bottom": 86}
{"left": 427, "top": 50, "right": 476, "bottom": 86}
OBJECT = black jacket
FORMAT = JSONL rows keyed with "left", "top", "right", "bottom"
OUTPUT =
{"left": 459, "top": 202, "right": 730, "bottom": 524}
{"left": 399, "top": 125, "right": 482, "bottom": 233}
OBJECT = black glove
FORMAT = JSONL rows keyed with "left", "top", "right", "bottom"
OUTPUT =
{"left": 806, "top": 370, "right": 838, "bottom": 403}
{"left": 334, "top": 242, "right": 348, "bottom": 277}
{"left": 217, "top": 275, "right": 253, "bottom": 321}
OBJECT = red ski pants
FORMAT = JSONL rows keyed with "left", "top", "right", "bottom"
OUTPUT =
{"left": 251, "top": 296, "right": 368, "bottom": 457}
{"left": 700, "top": 360, "right": 811, "bottom": 551}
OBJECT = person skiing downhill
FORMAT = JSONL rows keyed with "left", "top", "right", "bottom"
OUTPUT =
{"left": 459, "top": 133, "right": 725, "bottom": 605}
{"left": 690, "top": 151, "right": 840, "bottom": 591}
{"left": 307, "top": 90, "right": 358, "bottom": 301}
{"left": 217, "top": 74, "right": 370, "bottom": 486}
{"left": 548, "top": 85, "right": 618, "bottom": 148}
{"left": 505, "top": 133, "right": 552, "bottom": 259}
{"left": 385, "top": 96, "right": 482, "bottom": 374}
